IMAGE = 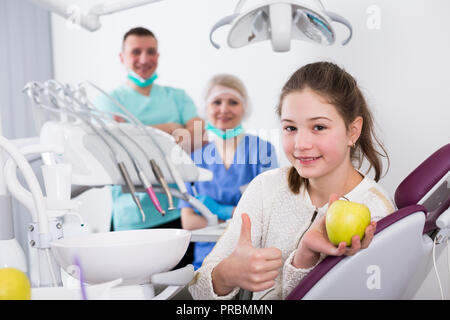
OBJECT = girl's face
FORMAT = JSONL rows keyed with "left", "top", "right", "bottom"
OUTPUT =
{"left": 206, "top": 85, "right": 245, "bottom": 131}
{"left": 281, "top": 88, "right": 360, "bottom": 180}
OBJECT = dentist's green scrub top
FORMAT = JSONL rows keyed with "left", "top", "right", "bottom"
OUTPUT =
{"left": 95, "top": 83, "right": 198, "bottom": 230}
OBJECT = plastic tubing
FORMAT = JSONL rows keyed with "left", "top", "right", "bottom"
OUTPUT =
{"left": 0, "top": 136, "right": 49, "bottom": 234}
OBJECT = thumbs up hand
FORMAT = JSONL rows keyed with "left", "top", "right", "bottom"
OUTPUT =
{"left": 212, "top": 213, "right": 283, "bottom": 295}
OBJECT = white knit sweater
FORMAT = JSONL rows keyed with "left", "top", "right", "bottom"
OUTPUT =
{"left": 188, "top": 166, "right": 395, "bottom": 300}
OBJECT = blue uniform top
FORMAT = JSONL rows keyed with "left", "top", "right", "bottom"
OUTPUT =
{"left": 94, "top": 83, "right": 198, "bottom": 230}
{"left": 178, "top": 134, "right": 279, "bottom": 269}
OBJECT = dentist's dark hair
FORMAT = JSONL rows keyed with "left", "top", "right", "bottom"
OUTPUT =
{"left": 276, "top": 61, "right": 389, "bottom": 194}
{"left": 122, "top": 27, "right": 156, "bottom": 49}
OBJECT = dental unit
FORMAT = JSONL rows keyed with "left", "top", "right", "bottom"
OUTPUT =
{"left": 0, "top": 78, "right": 221, "bottom": 299}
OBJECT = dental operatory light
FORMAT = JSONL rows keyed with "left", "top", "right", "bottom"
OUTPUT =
{"left": 210, "top": 0, "right": 353, "bottom": 52}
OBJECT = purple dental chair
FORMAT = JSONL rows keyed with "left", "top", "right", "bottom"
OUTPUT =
{"left": 286, "top": 143, "right": 450, "bottom": 300}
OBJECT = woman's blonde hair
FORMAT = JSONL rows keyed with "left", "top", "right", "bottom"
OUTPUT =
{"left": 204, "top": 74, "right": 251, "bottom": 119}
{"left": 276, "top": 62, "right": 389, "bottom": 194}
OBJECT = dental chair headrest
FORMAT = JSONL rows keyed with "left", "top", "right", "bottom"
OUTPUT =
{"left": 394, "top": 143, "right": 450, "bottom": 233}
{"left": 395, "top": 143, "right": 450, "bottom": 208}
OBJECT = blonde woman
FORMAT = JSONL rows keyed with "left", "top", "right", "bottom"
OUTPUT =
{"left": 178, "top": 74, "right": 279, "bottom": 270}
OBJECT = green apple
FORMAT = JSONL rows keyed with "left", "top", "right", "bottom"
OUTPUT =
{"left": 325, "top": 200, "right": 371, "bottom": 246}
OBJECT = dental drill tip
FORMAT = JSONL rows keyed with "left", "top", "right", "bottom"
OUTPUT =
{"left": 168, "top": 206, "right": 176, "bottom": 211}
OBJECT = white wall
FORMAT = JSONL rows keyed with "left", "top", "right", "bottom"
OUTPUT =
{"left": 51, "top": 0, "right": 450, "bottom": 197}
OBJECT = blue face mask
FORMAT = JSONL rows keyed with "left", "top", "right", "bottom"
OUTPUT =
{"left": 205, "top": 122, "right": 244, "bottom": 140}
{"left": 127, "top": 69, "right": 158, "bottom": 87}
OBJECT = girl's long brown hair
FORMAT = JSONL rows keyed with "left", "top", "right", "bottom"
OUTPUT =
{"left": 277, "top": 62, "right": 389, "bottom": 194}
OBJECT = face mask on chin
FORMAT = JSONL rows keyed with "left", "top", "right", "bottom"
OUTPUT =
{"left": 127, "top": 69, "right": 158, "bottom": 88}
{"left": 205, "top": 122, "right": 244, "bottom": 140}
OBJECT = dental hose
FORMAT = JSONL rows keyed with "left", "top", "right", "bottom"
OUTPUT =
{"left": 117, "top": 162, "right": 146, "bottom": 221}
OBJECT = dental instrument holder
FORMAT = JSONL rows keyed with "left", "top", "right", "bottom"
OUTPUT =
{"left": 39, "top": 120, "right": 218, "bottom": 226}
{"left": 81, "top": 81, "right": 190, "bottom": 201}
{"left": 27, "top": 81, "right": 216, "bottom": 223}
{"left": 43, "top": 82, "right": 149, "bottom": 220}
{"left": 76, "top": 86, "right": 171, "bottom": 213}
{"left": 59, "top": 82, "right": 164, "bottom": 218}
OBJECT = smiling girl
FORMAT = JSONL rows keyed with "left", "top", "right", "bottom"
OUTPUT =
{"left": 188, "top": 62, "right": 396, "bottom": 300}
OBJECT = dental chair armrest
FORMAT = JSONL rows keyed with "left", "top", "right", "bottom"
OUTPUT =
{"left": 375, "top": 204, "right": 426, "bottom": 235}
{"left": 285, "top": 204, "right": 426, "bottom": 300}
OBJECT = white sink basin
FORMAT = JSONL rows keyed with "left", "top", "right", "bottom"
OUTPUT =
{"left": 51, "top": 229, "right": 191, "bottom": 285}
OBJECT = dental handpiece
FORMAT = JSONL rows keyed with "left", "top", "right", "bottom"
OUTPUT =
{"left": 117, "top": 162, "right": 146, "bottom": 222}
{"left": 138, "top": 169, "right": 165, "bottom": 215}
{"left": 190, "top": 182, "right": 199, "bottom": 197}
{"left": 163, "top": 153, "right": 190, "bottom": 200}
{"left": 149, "top": 159, "right": 175, "bottom": 210}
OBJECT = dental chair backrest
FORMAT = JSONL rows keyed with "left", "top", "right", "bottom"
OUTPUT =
{"left": 286, "top": 143, "right": 450, "bottom": 300}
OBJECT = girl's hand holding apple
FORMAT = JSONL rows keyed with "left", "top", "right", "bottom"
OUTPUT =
{"left": 292, "top": 194, "right": 377, "bottom": 269}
